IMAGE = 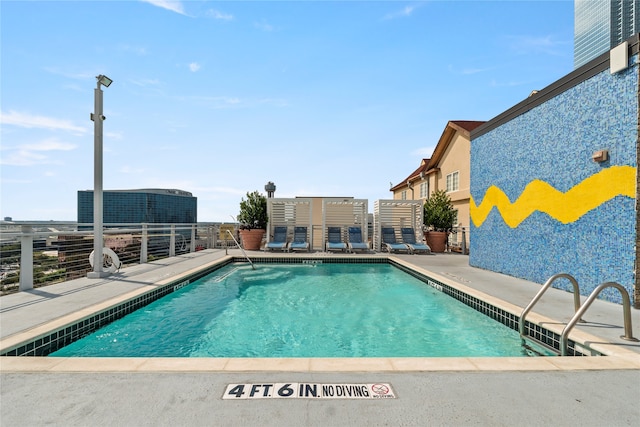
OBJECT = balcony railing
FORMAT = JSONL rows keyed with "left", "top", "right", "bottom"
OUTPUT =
{"left": 0, "top": 222, "right": 236, "bottom": 295}
{"left": 0, "top": 222, "right": 471, "bottom": 295}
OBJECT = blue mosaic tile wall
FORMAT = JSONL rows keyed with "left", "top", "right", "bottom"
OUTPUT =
{"left": 470, "top": 56, "right": 638, "bottom": 305}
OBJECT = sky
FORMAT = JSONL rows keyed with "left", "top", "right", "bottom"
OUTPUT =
{"left": 0, "top": 0, "right": 575, "bottom": 222}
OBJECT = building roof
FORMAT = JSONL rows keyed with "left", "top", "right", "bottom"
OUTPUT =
{"left": 81, "top": 188, "right": 194, "bottom": 197}
{"left": 449, "top": 120, "right": 485, "bottom": 132}
{"left": 390, "top": 120, "right": 485, "bottom": 193}
{"left": 426, "top": 120, "right": 485, "bottom": 169}
{"left": 390, "top": 159, "right": 429, "bottom": 191}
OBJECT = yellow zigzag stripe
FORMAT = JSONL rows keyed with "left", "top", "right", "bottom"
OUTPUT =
{"left": 470, "top": 165, "right": 636, "bottom": 228}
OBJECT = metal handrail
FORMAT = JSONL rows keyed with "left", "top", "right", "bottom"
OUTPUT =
{"left": 519, "top": 273, "right": 583, "bottom": 340}
{"left": 226, "top": 230, "right": 255, "bottom": 270}
{"left": 560, "top": 282, "right": 638, "bottom": 355}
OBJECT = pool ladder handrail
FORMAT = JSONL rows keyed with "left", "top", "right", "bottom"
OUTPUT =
{"left": 226, "top": 230, "right": 255, "bottom": 270}
{"left": 560, "top": 281, "right": 638, "bottom": 356}
{"left": 519, "top": 273, "right": 584, "bottom": 345}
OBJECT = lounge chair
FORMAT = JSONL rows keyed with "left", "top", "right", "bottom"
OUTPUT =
{"left": 265, "top": 226, "right": 288, "bottom": 251}
{"left": 401, "top": 227, "right": 431, "bottom": 254}
{"left": 381, "top": 227, "right": 411, "bottom": 253}
{"left": 325, "top": 226, "right": 347, "bottom": 252}
{"left": 288, "top": 226, "right": 310, "bottom": 252}
{"left": 347, "top": 226, "right": 369, "bottom": 253}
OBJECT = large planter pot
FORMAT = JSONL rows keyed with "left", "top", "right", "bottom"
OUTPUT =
{"left": 239, "top": 229, "right": 265, "bottom": 251}
{"left": 425, "top": 231, "right": 448, "bottom": 253}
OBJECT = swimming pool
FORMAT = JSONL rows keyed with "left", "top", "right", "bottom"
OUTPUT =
{"left": 50, "top": 262, "right": 551, "bottom": 358}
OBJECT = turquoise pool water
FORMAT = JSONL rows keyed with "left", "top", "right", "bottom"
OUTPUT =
{"left": 50, "top": 263, "right": 540, "bottom": 358}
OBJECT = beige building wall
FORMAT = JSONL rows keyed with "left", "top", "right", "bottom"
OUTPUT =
{"left": 436, "top": 132, "right": 470, "bottom": 228}
{"left": 389, "top": 121, "right": 484, "bottom": 233}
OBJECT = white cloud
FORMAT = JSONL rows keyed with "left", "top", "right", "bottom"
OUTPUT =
{"left": 0, "top": 110, "right": 87, "bottom": 134}
{"left": 461, "top": 66, "right": 494, "bottom": 75}
{"left": 383, "top": 3, "right": 421, "bottom": 21}
{"left": 178, "top": 95, "right": 288, "bottom": 109}
{"left": 206, "top": 9, "right": 233, "bottom": 21}
{"left": 43, "top": 67, "right": 94, "bottom": 80}
{"left": 118, "top": 44, "right": 148, "bottom": 55}
{"left": 0, "top": 137, "right": 77, "bottom": 166}
{"left": 21, "top": 139, "right": 76, "bottom": 152}
{"left": 119, "top": 165, "right": 146, "bottom": 175}
{"left": 193, "top": 185, "right": 247, "bottom": 196}
{"left": 448, "top": 64, "right": 496, "bottom": 76}
{"left": 1, "top": 150, "right": 47, "bottom": 166}
{"left": 507, "top": 34, "right": 570, "bottom": 56}
{"left": 129, "top": 78, "right": 161, "bottom": 87}
{"left": 105, "top": 131, "right": 123, "bottom": 140}
{"left": 254, "top": 20, "right": 275, "bottom": 32}
{"left": 140, "top": 0, "right": 187, "bottom": 16}
{"left": 412, "top": 146, "right": 436, "bottom": 158}
{"left": 189, "top": 62, "right": 201, "bottom": 72}
{"left": 178, "top": 95, "right": 242, "bottom": 108}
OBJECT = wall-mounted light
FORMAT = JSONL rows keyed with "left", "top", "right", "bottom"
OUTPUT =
{"left": 592, "top": 149, "right": 609, "bottom": 163}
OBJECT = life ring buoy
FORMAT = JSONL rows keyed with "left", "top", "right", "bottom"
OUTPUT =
{"left": 89, "top": 247, "right": 122, "bottom": 273}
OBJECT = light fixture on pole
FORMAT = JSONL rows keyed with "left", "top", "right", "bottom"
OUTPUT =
{"left": 97, "top": 75, "right": 112, "bottom": 87}
{"left": 88, "top": 74, "right": 113, "bottom": 278}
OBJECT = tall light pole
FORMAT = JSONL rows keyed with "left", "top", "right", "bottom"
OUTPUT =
{"left": 88, "top": 74, "right": 113, "bottom": 278}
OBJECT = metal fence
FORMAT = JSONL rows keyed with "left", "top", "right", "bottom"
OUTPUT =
{"left": 0, "top": 222, "right": 236, "bottom": 295}
{"left": 0, "top": 221, "right": 470, "bottom": 295}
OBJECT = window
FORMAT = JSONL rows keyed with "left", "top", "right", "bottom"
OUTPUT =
{"left": 419, "top": 182, "right": 428, "bottom": 199}
{"left": 401, "top": 190, "right": 407, "bottom": 200}
{"left": 446, "top": 171, "right": 459, "bottom": 192}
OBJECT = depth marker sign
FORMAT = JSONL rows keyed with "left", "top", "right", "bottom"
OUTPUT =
{"left": 223, "top": 383, "right": 395, "bottom": 400}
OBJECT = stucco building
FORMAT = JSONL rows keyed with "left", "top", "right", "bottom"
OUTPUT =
{"left": 390, "top": 120, "right": 485, "bottom": 243}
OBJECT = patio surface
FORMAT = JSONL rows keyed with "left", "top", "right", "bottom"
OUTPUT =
{"left": 1, "top": 249, "right": 639, "bottom": 426}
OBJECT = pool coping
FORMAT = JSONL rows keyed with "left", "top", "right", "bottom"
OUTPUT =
{"left": 2, "top": 254, "right": 640, "bottom": 373}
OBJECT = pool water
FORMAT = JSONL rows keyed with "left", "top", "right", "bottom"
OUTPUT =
{"left": 50, "top": 263, "right": 542, "bottom": 358}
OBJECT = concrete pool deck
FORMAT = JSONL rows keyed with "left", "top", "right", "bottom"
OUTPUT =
{"left": 1, "top": 249, "right": 639, "bottom": 425}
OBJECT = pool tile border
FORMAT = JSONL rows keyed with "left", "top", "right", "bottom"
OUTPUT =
{"left": 0, "top": 256, "right": 629, "bottom": 364}
{"left": 388, "top": 259, "right": 589, "bottom": 356}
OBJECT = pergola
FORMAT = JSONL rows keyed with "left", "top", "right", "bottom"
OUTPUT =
{"left": 373, "top": 199, "right": 423, "bottom": 252}
{"left": 266, "top": 198, "right": 313, "bottom": 245}
{"left": 321, "top": 198, "right": 368, "bottom": 250}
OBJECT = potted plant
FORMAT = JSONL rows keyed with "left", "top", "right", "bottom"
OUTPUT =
{"left": 237, "top": 190, "right": 268, "bottom": 250}
{"left": 423, "top": 190, "right": 456, "bottom": 253}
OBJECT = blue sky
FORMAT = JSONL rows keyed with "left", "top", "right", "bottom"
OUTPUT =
{"left": 1, "top": 0, "right": 574, "bottom": 222}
